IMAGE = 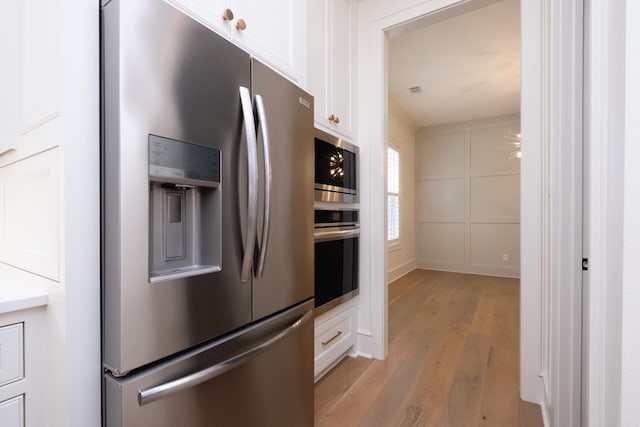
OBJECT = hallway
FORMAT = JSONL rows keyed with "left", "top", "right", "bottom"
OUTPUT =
{"left": 314, "top": 269, "right": 543, "bottom": 426}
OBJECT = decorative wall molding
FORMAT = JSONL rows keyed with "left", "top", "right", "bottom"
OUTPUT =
{"left": 415, "top": 261, "right": 519, "bottom": 279}
{"left": 414, "top": 115, "right": 521, "bottom": 279}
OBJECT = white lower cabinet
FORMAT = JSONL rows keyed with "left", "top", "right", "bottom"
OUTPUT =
{"left": 314, "top": 301, "right": 356, "bottom": 380}
{"left": 0, "top": 323, "right": 24, "bottom": 387}
{"left": 0, "top": 306, "right": 46, "bottom": 427}
{"left": 0, "top": 396, "right": 24, "bottom": 427}
{"left": 0, "top": 323, "right": 25, "bottom": 427}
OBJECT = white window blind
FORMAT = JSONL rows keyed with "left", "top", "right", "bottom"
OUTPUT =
{"left": 387, "top": 147, "right": 400, "bottom": 242}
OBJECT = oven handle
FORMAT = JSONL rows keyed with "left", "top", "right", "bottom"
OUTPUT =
{"left": 314, "top": 228, "right": 360, "bottom": 242}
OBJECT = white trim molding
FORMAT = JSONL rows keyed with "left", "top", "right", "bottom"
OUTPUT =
{"left": 387, "top": 260, "right": 415, "bottom": 283}
{"left": 520, "top": 0, "right": 546, "bottom": 405}
{"left": 583, "top": 0, "right": 627, "bottom": 425}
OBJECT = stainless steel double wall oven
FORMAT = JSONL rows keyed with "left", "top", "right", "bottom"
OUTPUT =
{"left": 314, "top": 128, "right": 359, "bottom": 315}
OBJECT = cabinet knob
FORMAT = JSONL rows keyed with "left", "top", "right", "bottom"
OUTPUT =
{"left": 223, "top": 8, "right": 234, "bottom": 21}
{"left": 236, "top": 18, "right": 247, "bottom": 31}
{"left": 328, "top": 114, "right": 340, "bottom": 124}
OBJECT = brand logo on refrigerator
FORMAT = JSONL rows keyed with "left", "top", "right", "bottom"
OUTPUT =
{"left": 298, "top": 97, "right": 311, "bottom": 109}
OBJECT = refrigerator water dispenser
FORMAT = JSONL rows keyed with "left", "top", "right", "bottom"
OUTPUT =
{"left": 148, "top": 135, "right": 222, "bottom": 282}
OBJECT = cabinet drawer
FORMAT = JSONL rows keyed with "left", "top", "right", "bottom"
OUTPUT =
{"left": 0, "top": 395, "right": 24, "bottom": 427}
{"left": 0, "top": 323, "right": 24, "bottom": 387}
{"left": 314, "top": 305, "right": 355, "bottom": 377}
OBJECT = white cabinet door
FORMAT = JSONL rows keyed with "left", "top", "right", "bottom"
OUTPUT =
{"left": 0, "top": 323, "right": 24, "bottom": 387}
{"left": 0, "top": 396, "right": 24, "bottom": 427}
{"left": 169, "top": 0, "right": 304, "bottom": 81}
{"left": 0, "top": 0, "right": 59, "bottom": 168}
{"left": 167, "top": 0, "right": 232, "bottom": 36}
{"left": 308, "top": 0, "right": 354, "bottom": 139}
{"left": 327, "top": 0, "right": 353, "bottom": 136}
{"left": 307, "top": 0, "right": 328, "bottom": 124}
{"left": 231, "top": 0, "right": 302, "bottom": 80}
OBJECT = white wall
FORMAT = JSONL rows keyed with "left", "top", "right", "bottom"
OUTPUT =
{"left": 0, "top": 0, "right": 100, "bottom": 425}
{"left": 414, "top": 114, "right": 520, "bottom": 278}
{"left": 585, "top": 0, "right": 640, "bottom": 425}
{"left": 621, "top": 1, "right": 640, "bottom": 423}
{"left": 386, "top": 100, "right": 416, "bottom": 283}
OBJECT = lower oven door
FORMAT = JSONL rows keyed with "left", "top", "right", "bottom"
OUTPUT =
{"left": 314, "top": 228, "right": 359, "bottom": 313}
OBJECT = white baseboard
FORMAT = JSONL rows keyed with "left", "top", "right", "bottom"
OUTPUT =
{"left": 355, "top": 328, "right": 375, "bottom": 360}
{"left": 540, "top": 401, "right": 551, "bottom": 427}
{"left": 416, "top": 260, "right": 520, "bottom": 278}
{"left": 387, "top": 260, "right": 416, "bottom": 283}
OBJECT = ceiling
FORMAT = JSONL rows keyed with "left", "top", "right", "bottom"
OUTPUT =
{"left": 387, "top": 0, "right": 521, "bottom": 129}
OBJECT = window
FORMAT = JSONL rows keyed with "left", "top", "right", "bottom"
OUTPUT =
{"left": 387, "top": 146, "right": 400, "bottom": 242}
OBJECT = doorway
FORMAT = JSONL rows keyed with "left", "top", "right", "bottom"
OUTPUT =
{"left": 356, "top": 0, "right": 584, "bottom": 425}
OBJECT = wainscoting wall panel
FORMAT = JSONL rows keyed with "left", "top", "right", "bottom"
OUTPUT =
{"left": 415, "top": 114, "right": 520, "bottom": 278}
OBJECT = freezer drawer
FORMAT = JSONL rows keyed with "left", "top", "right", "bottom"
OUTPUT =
{"left": 103, "top": 300, "right": 314, "bottom": 427}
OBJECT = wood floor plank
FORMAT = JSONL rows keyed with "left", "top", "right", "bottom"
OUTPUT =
{"left": 314, "top": 269, "right": 543, "bottom": 427}
{"left": 314, "top": 356, "right": 374, "bottom": 425}
{"left": 520, "top": 400, "right": 545, "bottom": 427}
{"left": 440, "top": 333, "right": 492, "bottom": 427}
{"left": 395, "top": 324, "right": 470, "bottom": 427}
{"left": 317, "top": 322, "right": 426, "bottom": 426}
{"left": 470, "top": 295, "right": 495, "bottom": 336}
{"left": 357, "top": 328, "right": 440, "bottom": 427}
{"left": 479, "top": 347, "right": 520, "bottom": 426}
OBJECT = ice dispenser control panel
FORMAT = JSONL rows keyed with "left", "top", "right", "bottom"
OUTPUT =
{"left": 149, "top": 135, "right": 220, "bottom": 187}
{"left": 149, "top": 135, "right": 222, "bottom": 282}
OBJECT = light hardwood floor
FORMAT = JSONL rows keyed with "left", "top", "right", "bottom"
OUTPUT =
{"left": 314, "top": 269, "right": 543, "bottom": 427}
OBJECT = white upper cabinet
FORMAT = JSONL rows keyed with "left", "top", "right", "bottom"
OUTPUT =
{"left": 168, "top": 0, "right": 305, "bottom": 82}
{"left": 308, "top": 0, "right": 355, "bottom": 139}
{"left": 0, "top": 0, "right": 59, "bottom": 166}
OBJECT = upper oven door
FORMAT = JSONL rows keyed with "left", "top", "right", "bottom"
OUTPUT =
{"left": 314, "top": 129, "right": 358, "bottom": 203}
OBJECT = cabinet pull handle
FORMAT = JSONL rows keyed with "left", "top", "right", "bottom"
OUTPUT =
{"left": 321, "top": 330, "right": 343, "bottom": 346}
{"left": 223, "top": 8, "right": 234, "bottom": 21}
{"left": 328, "top": 114, "right": 335, "bottom": 122}
{"left": 236, "top": 18, "right": 247, "bottom": 30}
{"left": 334, "top": 116, "right": 340, "bottom": 124}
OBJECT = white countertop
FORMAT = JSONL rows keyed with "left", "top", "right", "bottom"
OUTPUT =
{"left": 0, "top": 264, "right": 49, "bottom": 315}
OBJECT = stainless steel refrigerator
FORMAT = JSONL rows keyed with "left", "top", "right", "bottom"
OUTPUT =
{"left": 101, "top": 0, "right": 314, "bottom": 425}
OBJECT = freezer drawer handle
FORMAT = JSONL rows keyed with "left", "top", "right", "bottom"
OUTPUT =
{"left": 137, "top": 309, "right": 313, "bottom": 406}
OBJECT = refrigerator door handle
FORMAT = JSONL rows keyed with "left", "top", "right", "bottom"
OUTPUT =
{"left": 254, "top": 94, "right": 271, "bottom": 277}
{"left": 137, "top": 309, "right": 313, "bottom": 406}
{"left": 239, "top": 86, "right": 259, "bottom": 282}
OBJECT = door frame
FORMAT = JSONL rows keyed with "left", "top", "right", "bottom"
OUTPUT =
{"left": 355, "top": 0, "right": 583, "bottom": 424}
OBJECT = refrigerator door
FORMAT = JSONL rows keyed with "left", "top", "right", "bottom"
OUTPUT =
{"left": 251, "top": 60, "right": 315, "bottom": 320}
{"left": 102, "top": 0, "right": 254, "bottom": 374}
{"left": 103, "top": 300, "right": 314, "bottom": 427}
